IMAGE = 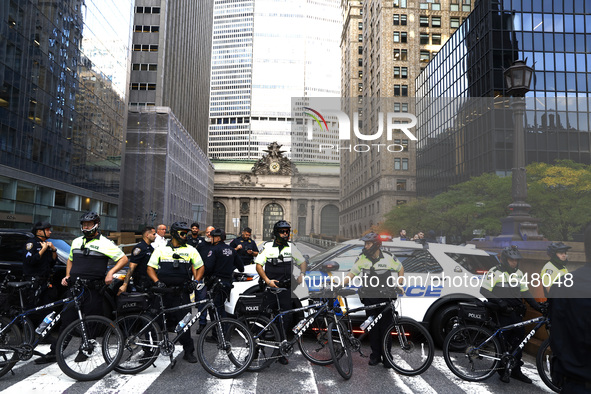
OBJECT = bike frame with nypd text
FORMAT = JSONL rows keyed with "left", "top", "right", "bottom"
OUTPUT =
{"left": 472, "top": 314, "right": 549, "bottom": 361}
{"left": 0, "top": 278, "right": 95, "bottom": 362}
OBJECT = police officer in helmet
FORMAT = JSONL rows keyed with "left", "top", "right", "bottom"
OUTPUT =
{"left": 342, "top": 232, "right": 405, "bottom": 367}
{"left": 35, "top": 212, "right": 129, "bottom": 364}
{"left": 480, "top": 245, "right": 543, "bottom": 384}
{"left": 147, "top": 221, "right": 204, "bottom": 363}
{"left": 541, "top": 242, "right": 571, "bottom": 298}
{"left": 255, "top": 220, "right": 307, "bottom": 365}
{"left": 204, "top": 229, "right": 243, "bottom": 339}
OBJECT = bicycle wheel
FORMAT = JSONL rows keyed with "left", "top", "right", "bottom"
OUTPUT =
{"left": 197, "top": 317, "right": 254, "bottom": 378}
{"left": 443, "top": 324, "right": 502, "bottom": 381}
{"left": 113, "top": 314, "right": 162, "bottom": 374}
{"left": 297, "top": 314, "right": 333, "bottom": 366}
{"left": 327, "top": 321, "right": 353, "bottom": 380}
{"left": 0, "top": 317, "right": 21, "bottom": 378}
{"left": 56, "top": 315, "right": 123, "bottom": 381}
{"left": 537, "top": 338, "right": 560, "bottom": 393}
{"left": 382, "top": 317, "right": 434, "bottom": 376}
{"left": 241, "top": 315, "right": 281, "bottom": 371}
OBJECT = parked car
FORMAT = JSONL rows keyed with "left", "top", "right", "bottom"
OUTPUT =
{"left": 226, "top": 238, "right": 499, "bottom": 347}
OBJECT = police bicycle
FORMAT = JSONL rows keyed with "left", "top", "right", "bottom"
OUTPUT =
{"left": 112, "top": 279, "right": 254, "bottom": 379}
{"left": 0, "top": 277, "right": 124, "bottom": 381}
{"left": 237, "top": 283, "right": 349, "bottom": 371}
{"left": 442, "top": 301, "right": 560, "bottom": 392}
{"left": 327, "top": 286, "right": 434, "bottom": 379}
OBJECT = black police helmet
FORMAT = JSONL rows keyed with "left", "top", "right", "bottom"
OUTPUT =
{"left": 31, "top": 221, "right": 51, "bottom": 234}
{"left": 360, "top": 232, "right": 382, "bottom": 255}
{"left": 273, "top": 220, "right": 291, "bottom": 239}
{"left": 170, "top": 221, "right": 190, "bottom": 244}
{"left": 546, "top": 242, "right": 571, "bottom": 257}
{"left": 500, "top": 245, "right": 522, "bottom": 273}
{"left": 80, "top": 211, "right": 100, "bottom": 237}
{"left": 211, "top": 228, "right": 226, "bottom": 242}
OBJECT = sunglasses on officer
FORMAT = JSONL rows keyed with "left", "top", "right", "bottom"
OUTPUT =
{"left": 177, "top": 230, "right": 188, "bottom": 237}
{"left": 278, "top": 229, "right": 290, "bottom": 234}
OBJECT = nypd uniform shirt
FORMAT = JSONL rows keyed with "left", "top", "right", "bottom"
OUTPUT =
{"left": 541, "top": 260, "right": 568, "bottom": 288}
{"left": 187, "top": 235, "right": 204, "bottom": 249}
{"left": 480, "top": 266, "right": 528, "bottom": 306}
{"left": 23, "top": 236, "right": 57, "bottom": 278}
{"left": 229, "top": 236, "right": 259, "bottom": 264}
{"left": 349, "top": 251, "right": 403, "bottom": 277}
{"left": 148, "top": 244, "right": 203, "bottom": 284}
{"left": 255, "top": 241, "right": 305, "bottom": 283}
{"left": 129, "top": 239, "right": 154, "bottom": 284}
{"left": 69, "top": 234, "right": 125, "bottom": 280}
{"left": 205, "top": 242, "right": 244, "bottom": 281}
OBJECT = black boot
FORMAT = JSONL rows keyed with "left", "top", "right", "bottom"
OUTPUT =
{"left": 511, "top": 368, "right": 532, "bottom": 384}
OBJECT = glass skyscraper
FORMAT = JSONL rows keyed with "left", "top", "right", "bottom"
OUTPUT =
{"left": 416, "top": 0, "right": 591, "bottom": 196}
{"left": 208, "top": 0, "right": 341, "bottom": 160}
{"left": 0, "top": 0, "right": 133, "bottom": 233}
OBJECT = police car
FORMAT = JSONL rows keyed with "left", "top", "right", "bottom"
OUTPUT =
{"left": 226, "top": 239, "right": 498, "bottom": 347}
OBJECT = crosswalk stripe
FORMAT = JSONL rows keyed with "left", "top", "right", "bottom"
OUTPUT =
{"left": 2, "top": 353, "right": 78, "bottom": 393}
{"left": 431, "top": 356, "right": 494, "bottom": 394}
{"left": 387, "top": 355, "right": 437, "bottom": 394}
{"left": 86, "top": 346, "right": 183, "bottom": 394}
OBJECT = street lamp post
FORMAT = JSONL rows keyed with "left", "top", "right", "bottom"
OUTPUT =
{"left": 498, "top": 60, "right": 542, "bottom": 241}
{"left": 310, "top": 204, "right": 315, "bottom": 234}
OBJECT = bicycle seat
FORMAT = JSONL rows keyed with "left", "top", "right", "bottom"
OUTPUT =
{"left": 337, "top": 288, "right": 357, "bottom": 297}
{"left": 7, "top": 281, "right": 32, "bottom": 289}
{"left": 267, "top": 287, "right": 288, "bottom": 294}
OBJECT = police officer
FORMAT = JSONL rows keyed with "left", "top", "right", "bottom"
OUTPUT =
{"left": 23, "top": 221, "right": 58, "bottom": 321}
{"left": 204, "top": 229, "right": 244, "bottom": 332}
{"left": 229, "top": 227, "right": 259, "bottom": 265}
{"left": 480, "top": 245, "right": 542, "bottom": 384}
{"left": 35, "top": 212, "right": 129, "bottom": 364}
{"left": 147, "top": 221, "right": 204, "bottom": 363}
{"left": 187, "top": 222, "right": 204, "bottom": 249}
{"left": 195, "top": 225, "right": 214, "bottom": 333}
{"left": 541, "top": 242, "right": 571, "bottom": 298}
{"left": 119, "top": 226, "right": 156, "bottom": 294}
{"left": 342, "top": 232, "right": 405, "bottom": 367}
{"left": 255, "top": 220, "right": 306, "bottom": 365}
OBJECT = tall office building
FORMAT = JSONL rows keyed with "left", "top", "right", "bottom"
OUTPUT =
{"left": 339, "top": 0, "right": 473, "bottom": 238}
{"left": 208, "top": 0, "right": 342, "bottom": 160}
{"left": 415, "top": 0, "right": 591, "bottom": 197}
{"left": 0, "top": 0, "right": 133, "bottom": 234}
{"left": 120, "top": 1, "right": 215, "bottom": 231}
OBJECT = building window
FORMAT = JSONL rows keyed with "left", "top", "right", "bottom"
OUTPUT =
{"left": 402, "top": 103, "right": 408, "bottom": 112}
{"left": 359, "top": 22, "right": 363, "bottom": 29}
{"left": 401, "top": 67, "right": 408, "bottom": 78}
{"left": 394, "top": 85, "right": 401, "bottom": 96}
{"left": 401, "top": 85, "right": 408, "bottom": 96}
{"left": 393, "top": 32, "right": 400, "bottom": 43}
{"left": 130, "top": 83, "right": 157, "bottom": 90}
{"left": 394, "top": 67, "right": 400, "bottom": 78}
{"left": 451, "top": 17, "right": 460, "bottom": 28}
{"left": 451, "top": 0, "right": 459, "bottom": 11}
{"left": 420, "top": 2, "right": 429, "bottom": 10}
{"left": 358, "top": 83, "right": 363, "bottom": 92}
{"left": 432, "top": 17, "right": 441, "bottom": 28}
{"left": 463, "top": 0, "right": 471, "bottom": 12}
{"left": 394, "top": 49, "right": 408, "bottom": 61}
{"left": 132, "top": 63, "right": 158, "bottom": 71}
{"left": 420, "top": 33, "right": 429, "bottom": 45}
{"left": 420, "top": 16, "right": 429, "bottom": 27}
{"left": 432, "top": 33, "right": 442, "bottom": 45}
{"left": 401, "top": 32, "right": 407, "bottom": 43}
{"left": 395, "top": 158, "right": 401, "bottom": 169}
{"left": 358, "top": 58, "right": 363, "bottom": 66}
{"left": 401, "top": 15, "right": 407, "bottom": 25}
{"left": 394, "top": 103, "right": 401, "bottom": 112}
{"left": 420, "top": 50, "right": 430, "bottom": 63}
{"left": 432, "top": 2, "right": 441, "bottom": 10}
{"left": 397, "top": 180, "right": 407, "bottom": 191}
{"left": 358, "top": 70, "right": 363, "bottom": 78}
{"left": 393, "top": 0, "right": 407, "bottom": 8}
{"left": 358, "top": 34, "right": 363, "bottom": 42}
{"left": 402, "top": 158, "right": 409, "bottom": 170}
{"left": 393, "top": 14, "right": 399, "bottom": 25}
{"left": 358, "top": 46, "right": 363, "bottom": 55}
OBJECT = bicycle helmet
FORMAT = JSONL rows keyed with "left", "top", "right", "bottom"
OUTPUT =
{"left": 500, "top": 245, "right": 522, "bottom": 273}
{"left": 211, "top": 228, "right": 226, "bottom": 242}
{"left": 273, "top": 220, "right": 291, "bottom": 239}
{"left": 361, "top": 232, "right": 382, "bottom": 256}
{"left": 546, "top": 242, "right": 571, "bottom": 257}
{"left": 31, "top": 221, "right": 51, "bottom": 239}
{"left": 80, "top": 212, "right": 100, "bottom": 237}
{"left": 170, "top": 221, "right": 190, "bottom": 245}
